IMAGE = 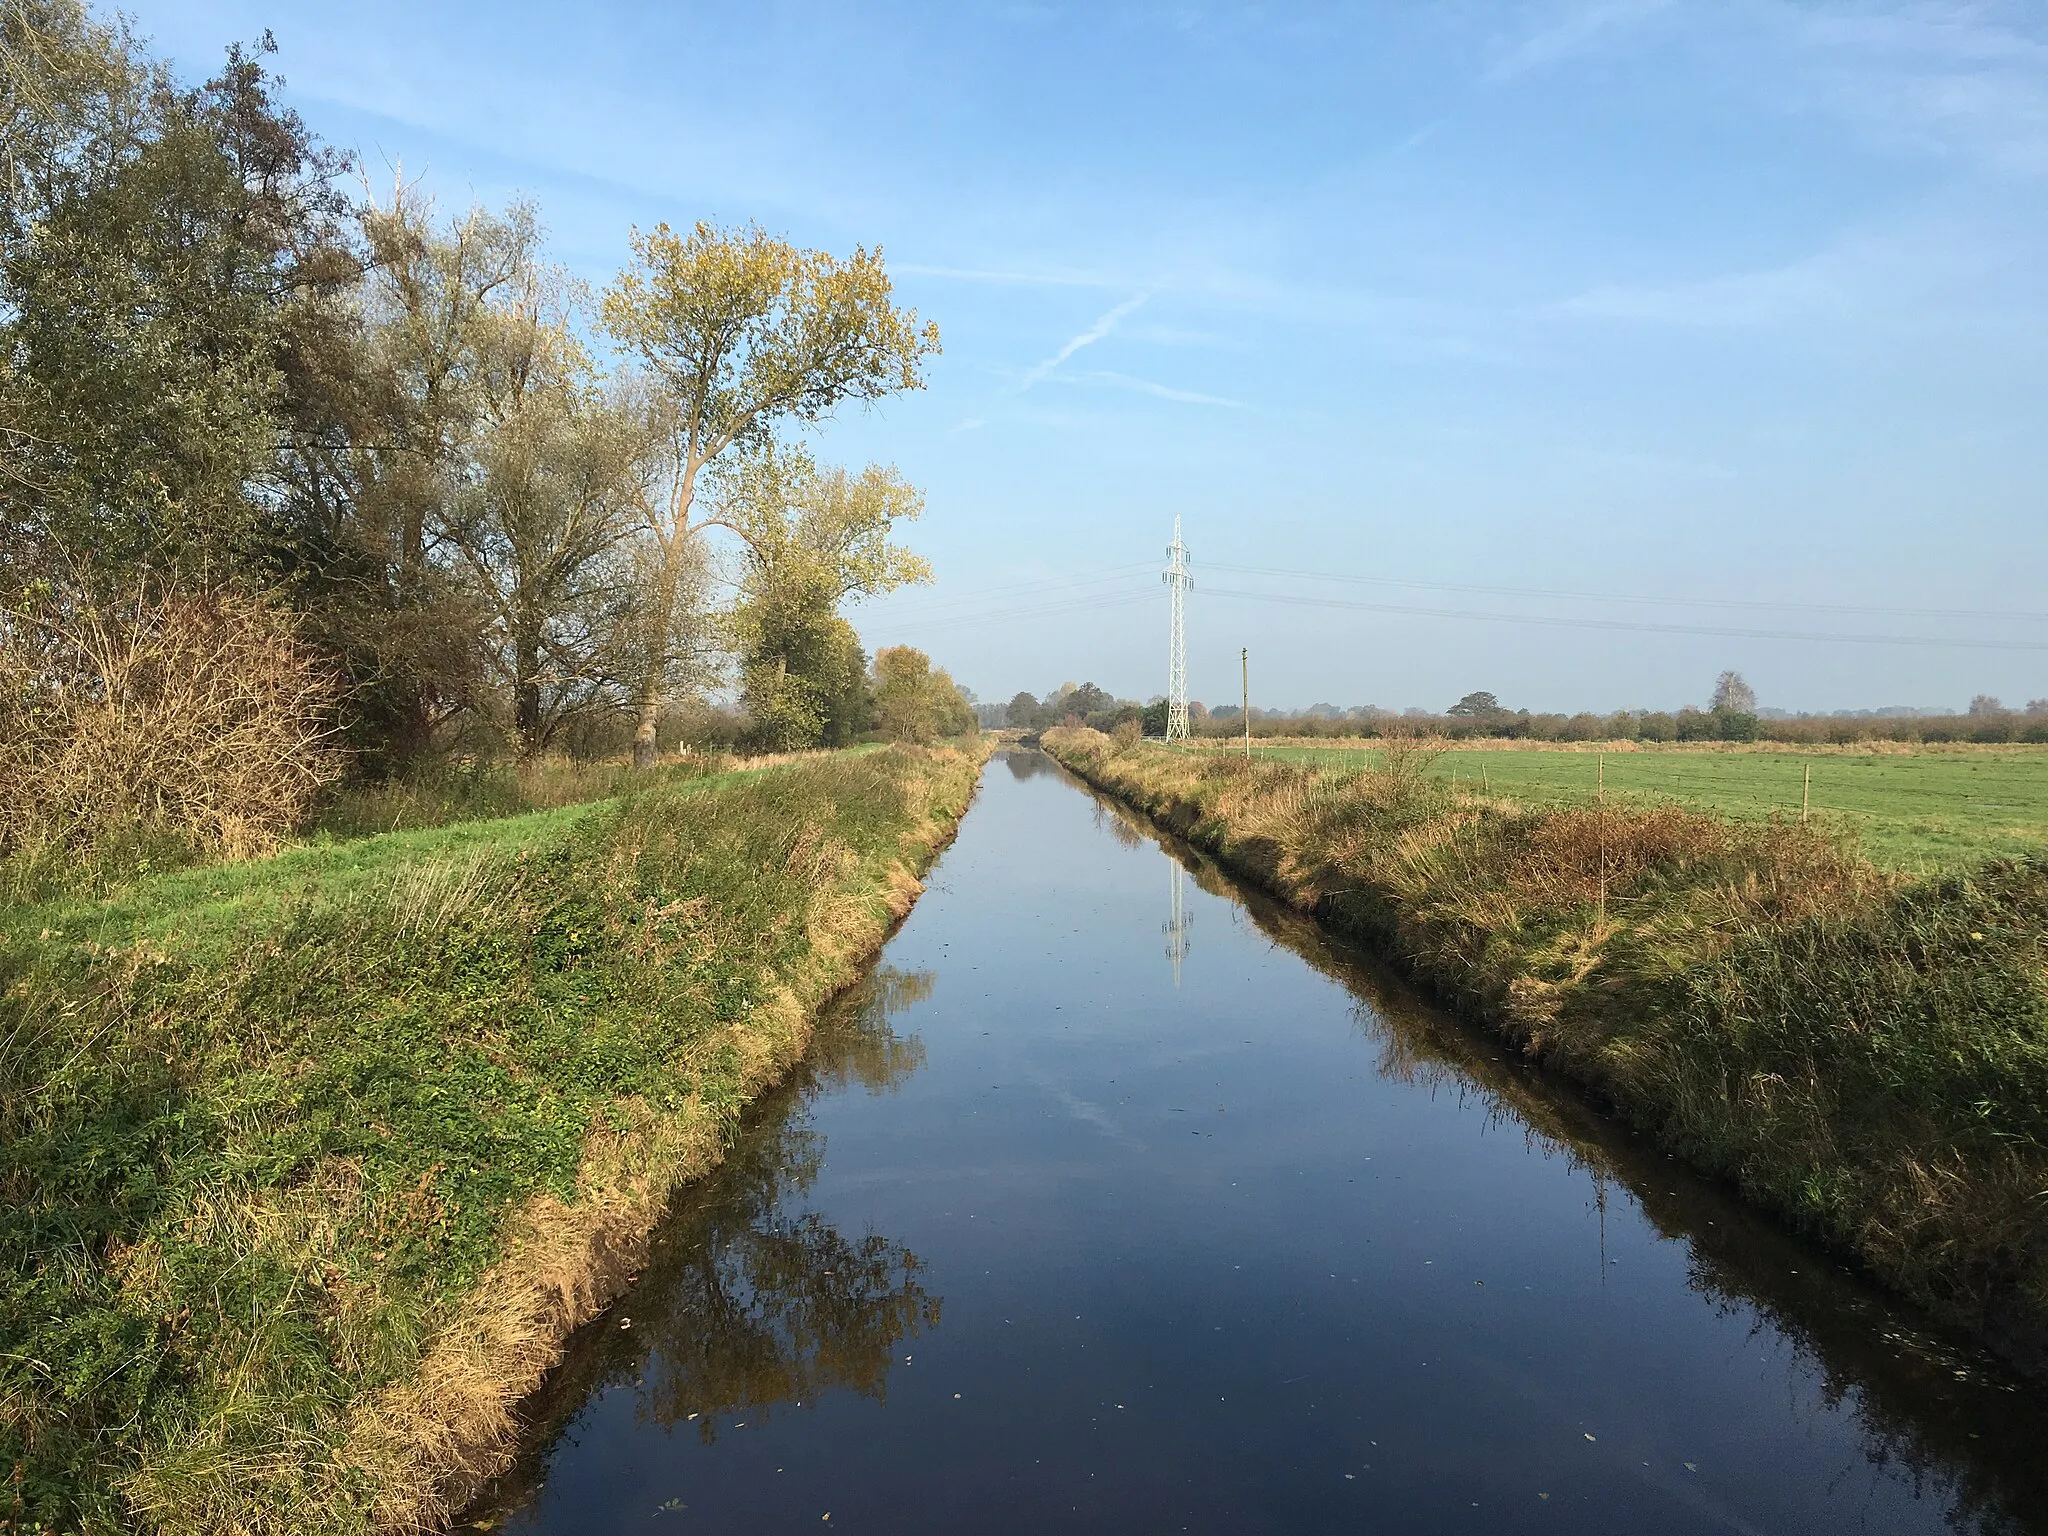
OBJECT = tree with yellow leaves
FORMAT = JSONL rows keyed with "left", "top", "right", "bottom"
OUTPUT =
{"left": 718, "top": 443, "right": 933, "bottom": 750}
{"left": 601, "top": 222, "right": 939, "bottom": 764}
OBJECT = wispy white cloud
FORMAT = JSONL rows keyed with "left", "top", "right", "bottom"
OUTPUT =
{"left": 1764, "top": 1, "right": 2048, "bottom": 177}
{"left": 1483, "top": 0, "right": 1673, "bottom": 85}
{"left": 1062, "top": 369, "right": 1252, "bottom": 408}
{"left": 1552, "top": 209, "right": 2042, "bottom": 331}
{"left": 1557, "top": 255, "right": 1848, "bottom": 328}
{"left": 1017, "top": 292, "right": 1150, "bottom": 389}
{"left": 1119, "top": 320, "right": 1234, "bottom": 348}
{"left": 896, "top": 261, "right": 1124, "bottom": 289}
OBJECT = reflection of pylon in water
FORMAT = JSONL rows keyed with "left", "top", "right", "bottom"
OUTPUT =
{"left": 1163, "top": 860, "right": 1191, "bottom": 988}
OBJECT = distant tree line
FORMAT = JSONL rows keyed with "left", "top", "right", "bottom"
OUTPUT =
{"left": 998, "top": 683, "right": 1154, "bottom": 735}
{"left": 0, "top": 3, "right": 969, "bottom": 860}
{"left": 997, "top": 666, "right": 2048, "bottom": 745}
{"left": 1196, "top": 674, "right": 2048, "bottom": 745}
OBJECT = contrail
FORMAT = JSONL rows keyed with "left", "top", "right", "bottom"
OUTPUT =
{"left": 1018, "top": 292, "right": 1148, "bottom": 390}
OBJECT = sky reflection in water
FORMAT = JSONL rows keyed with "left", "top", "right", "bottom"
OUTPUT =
{"left": 464, "top": 754, "right": 2048, "bottom": 1535}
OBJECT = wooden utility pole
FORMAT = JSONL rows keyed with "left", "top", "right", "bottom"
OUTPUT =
{"left": 1241, "top": 647, "right": 1251, "bottom": 764}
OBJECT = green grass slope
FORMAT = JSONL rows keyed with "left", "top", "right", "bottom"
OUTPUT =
{"left": 1, "top": 746, "right": 981, "bottom": 1536}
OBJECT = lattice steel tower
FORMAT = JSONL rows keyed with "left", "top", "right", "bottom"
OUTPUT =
{"left": 1163, "top": 517, "right": 1192, "bottom": 742}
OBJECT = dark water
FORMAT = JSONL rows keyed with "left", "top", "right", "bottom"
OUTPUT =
{"left": 462, "top": 753, "right": 2048, "bottom": 1535}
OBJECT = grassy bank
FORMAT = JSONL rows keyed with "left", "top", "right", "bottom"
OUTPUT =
{"left": 1192, "top": 740, "right": 2048, "bottom": 869}
{"left": 308, "top": 756, "right": 736, "bottom": 841}
{"left": 1044, "top": 728, "right": 2048, "bottom": 1371}
{"left": 2, "top": 744, "right": 981, "bottom": 1535}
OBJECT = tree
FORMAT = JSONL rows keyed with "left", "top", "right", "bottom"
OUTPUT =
{"left": 443, "top": 260, "right": 648, "bottom": 756}
{"left": 1710, "top": 671, "right": 1757, "bottom": 714}
{"left": 1714, "top": 709, "right": 1760, "bottom": 742}
{"left": 1005, "top": 691, "right": 1041, "bottom": 729}
{"left": 600, "top": 221, "right": 940, "bottom": 765}
{"left": 1062, "top": 682, "right": 1113, "bottom": 722}
{"left": 870, "top": 645, "right": 973, "bottom": 744}
{"left": 1968, "top": 694, "right": 2006, "bottom": 717}
{"left": 1447, "top": 691, "right": 1501, "bottom": 718}
{"left": 284, "top": 192, "right": 545, "bottom": 765}
{"left": 2, "top": 12, "right": 356, "bottom": 588}
{"left": 717, "top": 443, "right": 930, "bottom": 750}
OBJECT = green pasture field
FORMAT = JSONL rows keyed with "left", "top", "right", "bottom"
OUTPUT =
{"left": 1186, "top": 743, "right": 2048, "bottom": 870}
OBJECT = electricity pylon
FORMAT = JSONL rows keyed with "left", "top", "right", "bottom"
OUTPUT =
{"left": 1163, "top": 516, "right": 1192, "bottom": 742}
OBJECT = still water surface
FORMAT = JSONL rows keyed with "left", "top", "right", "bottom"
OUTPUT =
{"left": 464, "top": 753, "right": 2048, "bottom": 1534}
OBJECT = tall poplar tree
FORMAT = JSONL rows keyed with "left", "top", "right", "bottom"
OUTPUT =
{"left": 600, "top": 221, "right": 938, "bottom": 765}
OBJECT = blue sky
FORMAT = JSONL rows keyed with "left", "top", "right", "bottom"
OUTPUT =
{"left": 139, "top": 1, "right": 2048, "bottom": 712}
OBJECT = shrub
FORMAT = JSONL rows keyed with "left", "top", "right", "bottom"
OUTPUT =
{"left": 0, "top": 586, "right": 340, "bottom": 866}
{"left": 871, "top": 645, "right": 975, "bottom": 744}
{"left": 1713, "top": 708, "right": 1761, "bottom": 742}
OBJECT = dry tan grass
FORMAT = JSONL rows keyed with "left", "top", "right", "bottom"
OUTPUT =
{"left": 0, "top": 585, "right": 341, "bottom": 861}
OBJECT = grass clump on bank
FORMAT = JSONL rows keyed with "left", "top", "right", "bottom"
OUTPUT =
{"left": 1, "top": 744, "right": 980, "bottom": 1536}
{"left": 1045, "top": 728, "right": 2048, "bottom": 1370}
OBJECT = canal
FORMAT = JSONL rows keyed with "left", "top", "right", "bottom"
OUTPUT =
{"left": 462, "top": 751, "right": 2048, "bottom": 1534}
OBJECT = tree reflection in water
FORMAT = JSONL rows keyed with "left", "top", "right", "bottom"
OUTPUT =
{"left": 1002, "top": 749, "right": 1056, "bottom": 782}
{"left": 624, "top": 967, "right": 940, "bottom": 1443}
{"left": 460, "top": 967, "right": 940, "bottom": 1522}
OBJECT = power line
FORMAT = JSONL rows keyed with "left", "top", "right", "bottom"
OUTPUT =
{"left": 863, "top": 563, "right": 1153, "bottom": 619}
{"left": 877, "top": 589, "right": 1156, "bottom": 637}
{"left": 1205, "top": 561, "right": 2048, "bottom": 625}
{"left": 1201, "top": 586, "right": 2048, "bottom": 652}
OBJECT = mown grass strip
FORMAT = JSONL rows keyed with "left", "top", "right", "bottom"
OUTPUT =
{"left": 1046, "top": 729, "right": 2048, "bottom": 1375}
{"left": 1, "top": 744, "right": 981, "bottom": 1535}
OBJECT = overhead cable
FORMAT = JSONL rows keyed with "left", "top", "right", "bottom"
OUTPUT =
{"left": 1204, "top": 562, "right": 2048, "bottom": 625}
{"left": 1200, "top": 586, "right": 2048, "bottom": 652}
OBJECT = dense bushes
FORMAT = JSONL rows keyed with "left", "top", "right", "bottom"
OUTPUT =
{"left": 870, "top": 645, "right": 975, "bottom": 744}
{"left": 1045, "top": 727, "right": 2048, "bottom": 1371}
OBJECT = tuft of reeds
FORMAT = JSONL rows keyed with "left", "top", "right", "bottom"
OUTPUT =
{"left": 0, "top": 743, "right": 981, "bottom": 1535}
{"left": 1044, "top": 727, "right": 2048, "bottom": 1373}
